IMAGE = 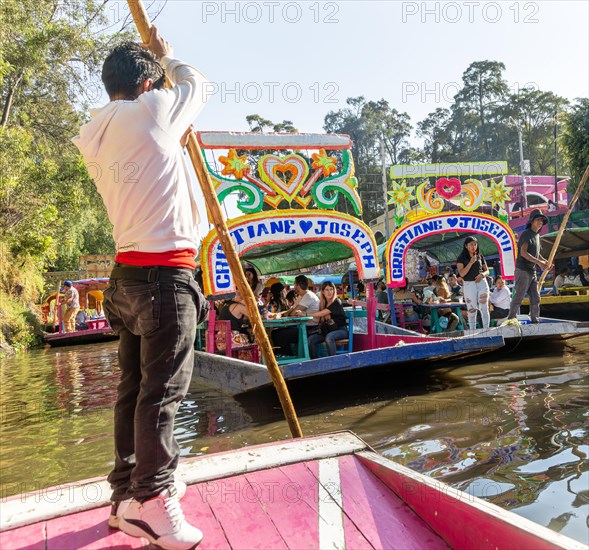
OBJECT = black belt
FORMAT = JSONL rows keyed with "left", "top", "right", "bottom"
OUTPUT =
{"left": 110, "top": 264, "right": 194, "bottom": 284}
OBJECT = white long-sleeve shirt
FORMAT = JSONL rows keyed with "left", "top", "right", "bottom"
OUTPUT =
{"left": 490, "top": 286, "right": 511, "bottom": 310}
{"left": 73, "top": 56, "right": 208, "bottom": 253}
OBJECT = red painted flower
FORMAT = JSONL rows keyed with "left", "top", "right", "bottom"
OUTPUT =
{"left": 435, "top": 177, "right": 461, "bottom": 199}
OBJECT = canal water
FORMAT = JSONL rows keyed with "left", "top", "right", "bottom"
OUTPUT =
{"left": 1, "top": 339, "right": 587, "bottom": 544}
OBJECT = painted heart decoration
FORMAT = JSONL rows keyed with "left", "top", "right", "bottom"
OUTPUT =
{"left": 435, "top": 177, "right": 462, "bottom": 199}
{"left": 259, "top": 154, "right": 310, "bottom": 202}
{"left": 447, "top": 218, "right": 458, "bottom": 228}
{"left": 299, "top": 220, "right": 313, "bottom": 234}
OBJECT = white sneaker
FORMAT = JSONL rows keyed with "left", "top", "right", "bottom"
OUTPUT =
{"left": 108, "top": 479, "right": 187, "bottom": 529}
{"left": 119, "top": 485, "right": 203, "bottom": 550}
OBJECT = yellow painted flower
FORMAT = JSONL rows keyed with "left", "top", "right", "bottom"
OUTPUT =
{"left": 311, "top": 148, "right": 338, "bottom": 177}
{"left": 219, "top": 149, "right": 250, "bottom": 180}
{"left": 387, "top": 180, "right": 414, "bottom": 210}
{"left": 485, "top": 178, "right": 512, "bottom": 209}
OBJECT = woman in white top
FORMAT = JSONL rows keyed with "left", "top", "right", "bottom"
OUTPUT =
{"left": 554, "top": 267, "right": 582, "bottom": 292}
{"left": 489, "top": 275, "right": 511, "bottom": 321}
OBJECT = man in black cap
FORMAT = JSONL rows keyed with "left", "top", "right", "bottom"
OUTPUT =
{"left": 506, "top": 209, "right": 551, "bottom": 324}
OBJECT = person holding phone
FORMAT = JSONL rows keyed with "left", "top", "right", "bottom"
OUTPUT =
{"left": 456, "top": 236, "right": 490, "bottom": 330}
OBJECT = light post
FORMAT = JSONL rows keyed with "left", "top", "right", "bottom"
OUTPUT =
{"left": 380, "top": 137, "right": 391, "bottom": 239}
{"left": 510, "top": 117, "right": 527, "bottom": 211}
{"left": 554, "top": 109, "right": 558, "bottom": 205}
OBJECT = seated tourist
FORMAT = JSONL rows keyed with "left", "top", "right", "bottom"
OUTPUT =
{"left": 267, "top": 282, "right": 289, "bottom": 313}
{"left": 217, "top": 291, "right": 252, "bottom": 351}
{"left": 489, "top": 275, "right": 511, "bottom": 321}
{"left": 271, "top": 275, "right": 320, "bottom": 356}
{"left": 432, "top": 275, "right": 459, "bottom": 331}
{"left": 307, "top": 281, "right": 348, "bottom": 359}
{"left": 554, "top": 267, "right": 582, "bottom": 292}
{"left": 393, "top": 279, "right": 421, "bottom": 323}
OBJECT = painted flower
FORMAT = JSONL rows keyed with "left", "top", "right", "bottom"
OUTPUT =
{"left": 219, "top": 149, "right": 250, "bottom": 180}
{"left": 485, "top": 178, "right": 512, "bottom": 209}
{"left": 311, "top": 149, "right": 338, "bottom": 177}
{"left": 387, "top": 180, "right": 414, "bottom": 210}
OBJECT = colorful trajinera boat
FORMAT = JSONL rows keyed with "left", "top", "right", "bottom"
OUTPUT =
{"left": 42, "top": 278, "right": 117, "bottom": 347}
{"left": 1, "top": 431, "right": 584, "bottom": 549}
{"left": 380, "top": 162, "right": 589, "bottom": 347}
{"left": 195, "top": 133, "right": 505, "bottom": 394}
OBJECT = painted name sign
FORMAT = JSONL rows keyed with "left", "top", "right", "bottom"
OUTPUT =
{"left": 386, "top": 213, "right": 516, "bottom": 287}
{"left": 201, "top": 211, "right": 380, "bottom": 297}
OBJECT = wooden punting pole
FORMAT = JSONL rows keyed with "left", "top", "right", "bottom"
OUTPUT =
{"left": 538, "top": 165, "right": 589, "bottom": 290}
{"left": 126, "top": 0, "right": 303, "bottom": 438}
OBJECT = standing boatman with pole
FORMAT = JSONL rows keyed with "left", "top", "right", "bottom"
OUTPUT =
{"left": 73, "top": 27, "right": 209, "bottom": 550}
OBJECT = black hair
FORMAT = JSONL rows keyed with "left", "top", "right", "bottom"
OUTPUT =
{"left": 244, "top": 267, "right": 259, "bottom": 291}
{"left": 102, "top": 42, "right": 165, "bottom": 99}
{"left": 285, "top": 289, "right": 297, "bottom": 304}
{"left": 294, "top": 274, "right": 309, "bottom": 290}
{"left": 494, "top": 275, "right": 504, "bottom": 284}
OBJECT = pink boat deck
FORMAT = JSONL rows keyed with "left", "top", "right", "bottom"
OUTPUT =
{"left": 1, "top": 454, "right": 448, "bottom": 550}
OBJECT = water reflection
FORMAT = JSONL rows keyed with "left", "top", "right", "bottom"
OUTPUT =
{"left": 0, "top": 338, "right": 587, "bottom": 543}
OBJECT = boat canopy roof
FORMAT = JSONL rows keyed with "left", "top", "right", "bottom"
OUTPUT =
{"left": 406, "top": 233, "right": 502, "bottom": 264}
{"left": 242, "top": 240, "right": 356, "bottom": 277}
{"left": 541, "top": 227, "right": 589, "bottom": 259}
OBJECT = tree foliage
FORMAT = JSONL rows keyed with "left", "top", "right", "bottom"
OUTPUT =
{"left": 417, "top": 61, "right": 568, "bottom": 175}
{"left": 560, "top": 98, "right": 589, "bottom": 208}
{"left": 0, "top": 0, "right": 137, "bottom": 297}
{"left": 323, "top": 97, "right": 419, "bottom": 222}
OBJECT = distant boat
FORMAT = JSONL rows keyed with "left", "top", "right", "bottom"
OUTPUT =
{"left": 0, "top": 431, "right": 583, "bottom": 549}
{"left": 42, "top": 278, "right": 117, "bottom": 347}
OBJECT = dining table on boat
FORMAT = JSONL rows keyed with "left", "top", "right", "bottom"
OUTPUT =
{"left": 262, "top": 315, "right": 313, "bottom": 365}
{"left": 419, "top": 302, "right": 465, "bottom": 334}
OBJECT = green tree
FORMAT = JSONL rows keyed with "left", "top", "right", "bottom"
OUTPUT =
{"left": 507, "top": 89, "right": 568, "bottom": 174}
{"left": 560, "top": 98, "right": 589, "bottom": 208}
{"left": 451, "top": 60, "right": 510, "bottom": 159}
{"left": 245, "top": 114, "right": 298, "bottom": 133}
{"left": 417, "top": 108, "right": 454, "bottom": 163}
{"left": 0, "top": 0, "right": 139, "bottom": 290}
{"left": 323, "top": 97, "right": 415, "bottom": 221}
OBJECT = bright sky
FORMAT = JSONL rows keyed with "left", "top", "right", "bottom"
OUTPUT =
{"left": 124, "top": 0, "right": 589, "bottom": 135}
{"left": 100, "top": 0, "right": 589, "bottom": 235}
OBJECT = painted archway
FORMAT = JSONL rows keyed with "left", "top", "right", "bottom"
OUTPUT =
{"left": 385, "top": 212, "right": 516, "bottom": 287}
{"left": 201, "top": 210, "right": 380, "bottom": 297}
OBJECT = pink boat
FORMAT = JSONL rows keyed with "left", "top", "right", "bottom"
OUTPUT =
{"left": 0, "top": 432, "right": 583, "bottom": 549}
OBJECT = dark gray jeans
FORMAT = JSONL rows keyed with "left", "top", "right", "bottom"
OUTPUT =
{"left": 508, "top": 267, "right": 541, "bottom": 322}
{"left": 103, "top": 270, "right": 206, "bottom": 502}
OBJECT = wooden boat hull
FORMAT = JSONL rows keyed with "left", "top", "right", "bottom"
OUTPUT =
{"left": 0, "top": 432, "right": 583, "bottom": 549}
{"left": 520, "top": 295, "right": 589, "bottom": 322}
{"left": 43, "top": 327, "right": 118, "bottom": 347}
{"left": 438, "top": 317, "right": 589, "bottom": 346}
{"left": 193, "top": 334, "right": 505, "bottom": 395}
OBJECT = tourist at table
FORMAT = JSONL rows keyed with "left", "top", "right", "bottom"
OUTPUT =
{"left": 285, "top": 289, "right": 297, "bottom": 309}
{"left": 272, "top": 275, "right": 320, "bottom": 356}
{"left": 448, "top": 273, "right": 463, "bottom": 301}
{"left": 375, "top": 280, "right": 389, "bottom": 305}
{"left": 217, "top": 291, "right": 252, "bottom": 349}
{"left": 577, "top": 266, "right": 589, "bottom": 287}
{"left": 267, "top": 282, "right": 289, "bottom": 313}
{"left": 447, "top": 273, "right": 468, "bottom": 326}
{"left": 554, "top": 267, "right": 583, "bottom": 292}
{"left": 432, "top": 275, "right": 460, "bottom": 330}
{"left": 244, "top": 267, "right": 263, "bottom": 301}
{"left": 307, "top": 281, "right": 348, "bottom": 359}
{"left": 489, "top": 275, "right": 511, "bottom": 322}
{"left": 456, "top": 236, "right": 490, "bottom": 330}
{"left": 393, "top": 279, "right": 421, "bottom": 323}
{"left": 507, "top": 209, "right": 551, "bottom": 324}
